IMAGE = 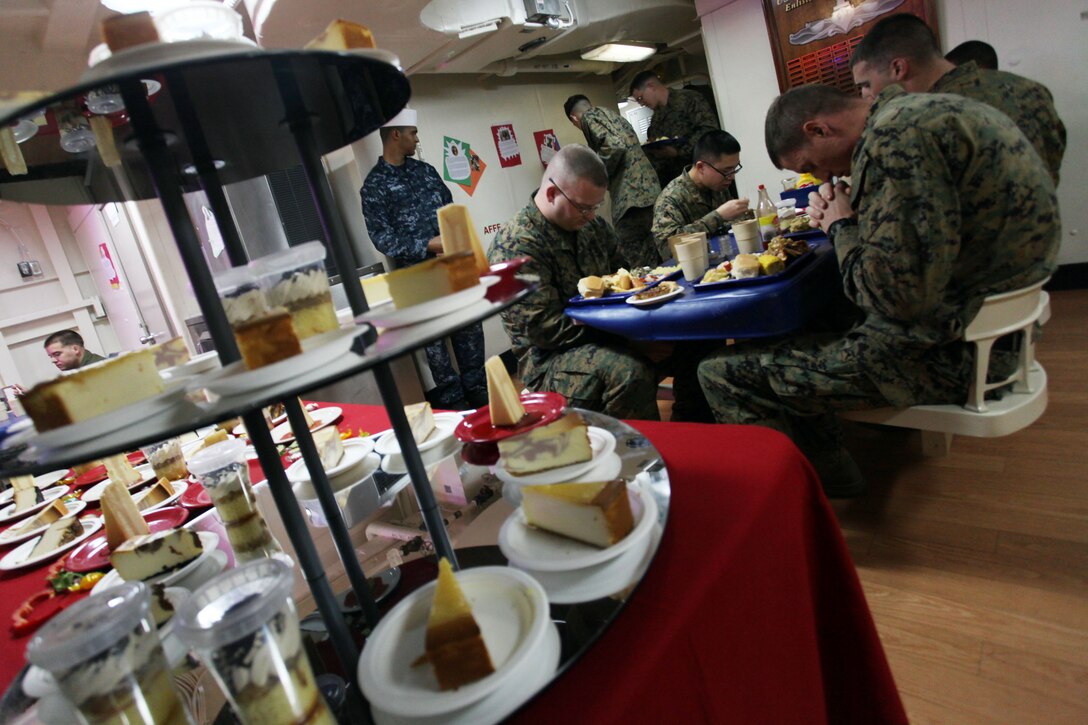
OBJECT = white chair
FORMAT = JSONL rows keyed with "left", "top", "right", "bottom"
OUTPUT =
{"left": 841, "top": 280, "right": 1050, "bottom": 456}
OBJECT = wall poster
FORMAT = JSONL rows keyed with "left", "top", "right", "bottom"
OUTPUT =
{"left": 442, "top": 135, "right": 487, "bottom": 196}
{"left": 533, "top": 129, "right": 560, "bottom": 167}
{"left": 490, "top": 123, "right": 522, "bottom": 168}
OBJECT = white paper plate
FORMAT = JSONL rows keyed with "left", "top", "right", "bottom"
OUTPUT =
{"left": 92, "top": 530, "right": 220, "bottom": 592}
{"left": 131, "top": 480, "right": 189, "bottom": 513}
{"left": 81, "top": 39, "right": 259, "bottom": 83}
{"left": 80, "top": 464, "right": 156, "bottom": 504}
{"left": 495, "top": 427, "right": 616, "bottom": 486}
{"left": 625, "top": 282, "right": 684, "bottom": 306}
{"left": 30, "top": 387, "right": 189, "bottom": 449}
{"left": 270, "top": 406, "right": 343, "bottom": 444}
{"left": 160, "top": 351, "right": 220, "bottom": 382}
{"left": 501, "top": 452, "right": 622, "bottom": 507}
{"left": 358, "top": 276, "right": 498, "bottom": 330}
{"left": 0, "top": 517, "right": 103, "bottom": 571}
{"left": 359, "top": 566, "right": 552, "bottom": 718}
{"left": 285, "top": 437, "right": 375, "bottom": 483}
{"left": 374, "top": 412, "right": 462, "bottom": 457}
{"left": 0, "top": 470, "right": 69, "bottom": 504}
{"left": 0, "top": 500, "right": 88, "bottom": 546}
{"left": 199, "top": 328, "right": 364, "bottom": 398}
{"left": 498, "top": 484, "right": 657, "bottom": 572}
{"left": 0, "top": 486, "right": 71, "bottom": 524}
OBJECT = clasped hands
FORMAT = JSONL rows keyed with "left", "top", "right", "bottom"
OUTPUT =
{"left": 805, "top": 181, "right": 855, "bottom": 233}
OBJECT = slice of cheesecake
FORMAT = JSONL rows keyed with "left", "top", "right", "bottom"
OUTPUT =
{"left": 304, "top": 19, "right": 376, "bottom": 50}
{"left": 135, "top": 479, "right": 174, "bottom": 512}
{"left": 29, "top": 517, "right": 82, "bottom": 559}
{"left": 12, "top": 500, "right": 69, "bottom": 536}
{"left": 405, "top": 402, "right": 436, "bottom": 444}
{"left": 11, "top": 475, "right": 44, "bottom": 514}
{"left": 497, "top": 411, "right": 592, "bottom": 476}
{"left": 521, "top": 479, "right": 635, "bottom": 548}
{"left": 104, "top": 453, "right": 143, "bottom": 487}
{"left": 424, "top": 558, "right": 494, "bottom": 690}
{"left": 313, "top": 426, "right": 344, "bottom": 469}
{"left": 101, "top": 480, "right": 151, "bottom": 550}
{"left": 110, "top": 528, "right": 203, "bottom": 582}
{"left": 386, "top": 252, "right": 479, "bottom": 310}
{"left": 484, "top": 355, "right": 526, "bottom": 427}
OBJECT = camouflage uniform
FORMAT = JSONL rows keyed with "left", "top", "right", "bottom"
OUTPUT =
{"left": 698, "top": 86, "right": 1060, "bottom": 453}
{"left": 931, "top": 61, "right": 1066, "bottom": 185}
{"left": 580, "top": 106, "right": 661, "bottom": 267}
{"left": 487, "top": 202, "right": 660, "bottom": 420}
{"left": 651, "top": 167, "right": 736, "bottom": 261}
{"left": 646, "top": 87, "right": 719, "bottom": 186}
{"left": 361, "top": 157, "right": 486, "bottom": 407}
{"left": 78, "top": 350, "right": 105, "bottom": 368}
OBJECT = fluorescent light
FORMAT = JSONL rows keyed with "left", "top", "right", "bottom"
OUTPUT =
{"left": 580, "top": 42, "right": 656, "bottom": 63}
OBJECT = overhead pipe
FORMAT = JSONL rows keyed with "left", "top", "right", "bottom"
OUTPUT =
{"left": 480, "top": 58, "right": 617, "bottom": 76}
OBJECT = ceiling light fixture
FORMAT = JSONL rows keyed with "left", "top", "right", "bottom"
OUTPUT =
{"left": 580, "top": 42, "right": 656, "bottom": 63}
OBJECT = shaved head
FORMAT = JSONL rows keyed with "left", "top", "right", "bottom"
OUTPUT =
{"left": 542, "top": 144, "right": 608, "bottom": 189}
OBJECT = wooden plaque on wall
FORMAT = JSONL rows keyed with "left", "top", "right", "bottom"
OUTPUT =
{"left": 762, "top": 0, "right": 938, "bottom": 94}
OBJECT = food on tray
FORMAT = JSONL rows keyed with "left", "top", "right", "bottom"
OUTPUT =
{"left": 782, "top": 215, "right": 813, "bottom": 233}
{"left": 405, "top": 401, "right": 436, "bottom": 443}
{"left": 630, "top": 281, "right": 678, "bottom": 302}
{"left": 498, "top": 411, "right": 592, "bottom": 476}
{"left": 29, "top": 517, "right": 82, "bottom": 559}
{"left": 386, "top": 251, "right": 479, "bottom": 310}
{"left": 11, "top": 475, "right": 43, "bottom": 513}
{"left": 423, "top": 558, "right": 495, "bottom": 690}
{"left": 758, "top": 254, "right": 785, "bottom": 275}
{"left": 102, "top": 480, "right": 151, "bottom": 550}
{"left": 136, "top": 479, "right": 175, "bottom": 512}
{"left": 110, "top": 528, "right": 202, "bottom": 581}
{"left": 101, "top": 11, "right": 159, "bottom": 52}
{"left": 20, "top": 350, "right": 164, "bottom": 432}
{"left": 601, "top": 268, "right": 642, "bottom": 292}
{"left": 304, "top": 18, "right": 377, "bottom": 50}
{"left": 485, "top": 355, "right": 527, "bottom": 427}
{"left": 233, "top": 309, "right": 303, "bottom": 370}
{"left": 11, "top": 500, "right": 69, "bottom": 536}
{"left": 731, "top": 254, "right": 761, "bottom": 280}
{"left": 439, "top": 203, "right": 490, "bottom": 276}
{"left": 148, "top": 336, "right": 191, "bottom": 371}
{"left": 313, "top": 426, "right": 344, "bottom": 469}
{"left": 521, "top": 479, "right": 635, "bottom": 548}
{"left": 0, "top": 126, "right": 27, "bottom": 176}
{"left": 701, "top": 266, "right": 732, "bottom": 284}
{"left": 104, "top": 452, "right": 143, "bottom": 487}
{"left": 577, "top": 275, "right": 605, "bottom": 298}
{"left": 765, "top": 235, "right": 811, "bottom": 261}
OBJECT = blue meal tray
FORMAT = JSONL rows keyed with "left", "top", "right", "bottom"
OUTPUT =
{"left": 691, "top": 247, "right": 816, "bottom": 291}
{"left": 641, "top": 136, "right": 685, "bottom": 150}
{"left": 568, "top": 268, "right": 682, "bottom": 306}
{"left": 782, "top": 228, "right": 823, "bottom": 240}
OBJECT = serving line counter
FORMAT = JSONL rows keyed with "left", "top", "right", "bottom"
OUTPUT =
{"left": 0, "top": 402, "right": 905, "bottom": 724}
{"left": 566, "top": 236, "right": 842, "bottom": 340}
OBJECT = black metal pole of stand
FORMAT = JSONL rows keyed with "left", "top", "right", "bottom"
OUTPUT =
{"left": 117, "top": 77, "right": 360, "bottom": 678}
{"left": 273, "top": 60, "right": 460, "bottom": 569}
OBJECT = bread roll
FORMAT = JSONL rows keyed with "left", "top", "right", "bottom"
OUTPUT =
{"left": 578, "top": 276, "right": 605, "bottom": 298}
{"left": 731, "top": 254, "right": 761, "bottom": 279}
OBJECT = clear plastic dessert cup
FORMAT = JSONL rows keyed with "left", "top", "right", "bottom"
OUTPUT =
{"left": 140, "top": 437, "right": 188, "bottom": 481}
{"left": 26, "top": 581, "right": 193, "bottom": 725}
{"left": 211, "top": 265, "right": 269, "bottom": 327}
{"left": 173, "top": 559, "right": 335, "bottom": 725}
{"left": 255, "top": 242, "right": 338, "bottom": 340}
{"left": 187, "top": 439, "right": 282, "bottom": 563}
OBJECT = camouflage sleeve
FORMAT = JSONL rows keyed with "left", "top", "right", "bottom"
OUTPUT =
{"left": 584, "top": 115, "right": 624, "bottom": 177}
{"left": 1033, "top": 87, "right": 1066, "bottom": 186}
{"left": 651, "top": 195, "right": 725, "bottom": 252}
{"left": 673, "top": 92, "right": 719, "bottom": 162}
{"left": 837, "top": 126, "right": 962, "bottom": 324}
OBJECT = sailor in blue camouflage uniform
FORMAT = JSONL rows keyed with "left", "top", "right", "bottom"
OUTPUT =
{"left": 698, "top": 84, "right": 1060, "bottom": 496}
{"left": 564, "top": 94, "right": 661, "bottom": 267}
{"left": 360, "top": 108, "right": 486, "bottom": 409}
{"left": 850, "top": 13, "right": 1066, "bottom": 185}
{"left": 630, "top": 71, "right": 721, "bottom": 187}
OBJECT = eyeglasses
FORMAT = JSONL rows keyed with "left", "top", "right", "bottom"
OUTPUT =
{"left": 549, "top": 177, "right": 602, "bottom": 217}
{"left": 705, "top": 162, "right": 743, "bottom": 179}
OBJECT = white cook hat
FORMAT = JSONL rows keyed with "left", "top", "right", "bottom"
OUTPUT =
{"left": 382, "top": 107, "right": 417, "bottom": 127}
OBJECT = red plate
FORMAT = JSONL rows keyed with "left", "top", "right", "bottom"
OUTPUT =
{"left": 179, "top": 481, "right": 212, "bottom": 509}
{"left": 65, "top": 506, "right": 188, "bottom": 573}
{"left": 455, "top": 392, "right": 566, "bottom": 444}
{"left": 69, "top": 450, "right": 146, "bottom": 487}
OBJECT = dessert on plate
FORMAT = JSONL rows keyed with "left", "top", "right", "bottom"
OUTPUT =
{"left": 498, "top": 411, "right": 593, "bottom": 476}
{"left": 385, "top": 251, "right": 479, "bottom": 310}
{"left": 110, "top": 528, "right": 203, "bottom": 582}
{"left": 28, "top": 516, "right": 82, "bottom": 559}
{"left": 9, "top": 500, "right": 69, "bottom": 537}
{"left": 485, "top": 354, "right": 526, "bottom": 427}
{"left": 521, "top": 479, "right": 635, "bottom": 548}
{"left": 422, "top": 558, "right": 495, "bottom": 690}
{"left": 101, "top": 480, "right": 151, "bottom": 549}
{"left": 136, "top": 478, "right": 176, "bottom": 511}
{"left": 405, "top": 401, "right": 435, "bottom": 443}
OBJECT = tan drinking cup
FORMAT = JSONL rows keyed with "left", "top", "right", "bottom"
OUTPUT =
{"left": 675, "top": 239, "right": 706, "bottom": 281}
{"left": 732, "top": 219, "right": 762, "bottom": 255}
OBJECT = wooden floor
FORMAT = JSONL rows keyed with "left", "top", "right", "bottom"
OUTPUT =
{"left": 663, "top": 288, "right": 1088, "bottom": 723}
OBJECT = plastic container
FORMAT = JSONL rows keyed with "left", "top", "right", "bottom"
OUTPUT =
{"left": 173, "top": 559, "right": 335, "bottom": 725}
{"left": 188, "top": 439, "right": 282, "bottom": 563}
{"left": 155, "top": 2, "right": 244, "bottom": 43}
{"left": 140, "top": 437, "right": 188, "bottom": 481}
{"left": 211, "top": 265, "right": 269, "bottom": 327}
{"left": 775, "top": 198, "right": 798, "bottom": 220}
{"left": 26, "top": 581, "right": 192, "bottom": 725}
{"left": 255, "top": 242, "right": 338, "bottom": 339}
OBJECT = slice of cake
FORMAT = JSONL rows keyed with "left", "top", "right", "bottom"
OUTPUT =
{"left": 29, "top": 517, "right": 82, "bottom": 559}
{"left": 101, "top": 480, "right": 151, "bottom": 550}
{"left": 405, "top": 402, "right": 435, "bottom": 443}
{"left": 148, "top": 336, "right": 191, "bottom": 371}
{"left": 194, "top": 429, "right": 229, "bottom": 455}
{"left": 360, "top": 273, "right": 391, "bottom": 306}
{"left": 136, "top": 479, "right": 175, "bottom": 512}
{"left": 233, "top": 309, "right": 303, "bottom": 370}
{"left": 304, "top": 19, "right": 376, "bottom": 50}
{"left": 104, "top": 453, "right": 143, "bottom": 487}
{"left": 521, "top": 479, "right": 635, "bottom": 548}
{"left": 424, "top": 558, "right": 494, "bottom": 690}
{"left": 12, "top": 500, "right": 69, "bottom": 536}
{"left": 438, "top": 204, "right": 489, "bottom": 276}
{"left": 484, "top": 355, "right": 526, "bottom": 427}
{"left": 313, "top": 426, "right": 344, "bottom": 469}
{"left": 497, "top": 411, "right": 592, "bottom": 476}
{"left": 110, "top": 528, "right": 203, "bottom": 582}
{"left": 10, "top": 475, "right": 43, "bottom": 513}
{"left": 19, "top": 350, "right": 164, "bottom": 432}
{"left": 386, "top": 252, "right": 479, "bottom": 310}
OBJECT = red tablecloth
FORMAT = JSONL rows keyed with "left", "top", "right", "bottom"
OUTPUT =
{"left": 0, "top": 405, "right": 905, "bottom": 724}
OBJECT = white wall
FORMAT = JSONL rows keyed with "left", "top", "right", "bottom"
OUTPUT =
{"left": 696, "top": 0, "right": 1087, "bottom": 266}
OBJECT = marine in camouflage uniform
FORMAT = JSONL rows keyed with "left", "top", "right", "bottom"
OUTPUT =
{"left": 651, "top": 166, "right": 736, "bottom": 261}
{"left": 487, "top": 201, "right": 660, "bottom": 420}
{"left": 930, "top": 61, "right": 1066, "bottom": 185}
{"left": 361, "top": 155, "right": 486, "bottom": 408}
{"left": 699, "top": 86, "right": 1060, "bottom": 458}
{"left": 577, "top": 105, "right": 661, "bottom": 267}
{"left": 646, "top": 88, "right": 719, "bottom": 185}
